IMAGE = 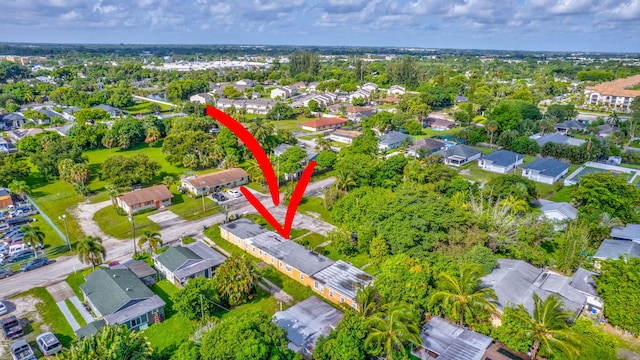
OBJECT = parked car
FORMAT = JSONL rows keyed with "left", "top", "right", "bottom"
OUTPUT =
{"left": 21, "top": 257, "right": 48, "bottom": 272}
{"left": 6, "top": 217, "right": 34, "bottom": 227}
{"left": 10, "top": 339, "right": 35, "bottom": 360}
{"left": 0, "top": 300, "right": 7, "bottom": 315}
{"left": 0, "top": 268, "right": 13, "bottom": 279}
{"left": 2, "top": 316, "right": 24, "bottom": 339}
{"left": 9, "top": 249, "right": 35, "bottom": 263}
{"left": 36, "top": 332, "right": 63, "bottom": 356}
{"left": 212, "top": 193, "right": 227, "bottom": 202}
{"left": 226, "top": 189, "right": 243, "bottom": 198}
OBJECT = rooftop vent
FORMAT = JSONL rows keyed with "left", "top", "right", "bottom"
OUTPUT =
{"left": 126, "top": 287, "right": 132, "bottom": 291}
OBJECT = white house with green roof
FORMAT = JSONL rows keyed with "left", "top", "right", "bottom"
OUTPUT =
{"left": 80, "top": 268, "right": 165, "bottom": 330}
{"left": 154, "top": 241, "right": 226, "bottom": 287}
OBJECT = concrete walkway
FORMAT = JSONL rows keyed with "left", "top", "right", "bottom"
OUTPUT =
{"left": 56, "top": 300, "right": 80, "bottom": 331}
{"left": 46, "top": 282, "right": 94, "bottom": 332}
{"left": 69, "top": 296, "right": 94, "bottom": 324}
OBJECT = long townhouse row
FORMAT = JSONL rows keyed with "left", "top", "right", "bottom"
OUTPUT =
{"left": 219, "top": 218, "right": 374, "bottom": 310}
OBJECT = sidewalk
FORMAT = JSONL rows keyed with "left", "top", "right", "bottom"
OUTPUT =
{"left": 46, "top": 282, "right": 94, "bottom": 332}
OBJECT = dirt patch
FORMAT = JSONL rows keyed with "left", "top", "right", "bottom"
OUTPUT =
{"left": 0, "top": 295, "right": 45, "bottom": 359}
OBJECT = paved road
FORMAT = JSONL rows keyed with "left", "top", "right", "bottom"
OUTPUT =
{"left": 0, "top": 177, "right": 335, "bottom": 299}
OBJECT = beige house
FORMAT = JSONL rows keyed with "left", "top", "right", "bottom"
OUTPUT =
{"left": 181, "top": 168, "right": 248, "bottom": 196}
{"left": 115, "top": 185, "right": 173, "bottom": 215}
{"left": 299, "top": 117, "right": 347, "bottom": 132}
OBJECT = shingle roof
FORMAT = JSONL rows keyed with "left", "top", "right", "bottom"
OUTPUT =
{"left": 556, "top": 120, "right": 587, "bottom": 130}
{"left": 523, "top": 158, "right": 570, "bottom": 178}
{"left": 407, "top": 138, "right": 446, "bottom": 152}
{"left": 219, "top": 218, "right": 269, "bottom": 240}
{"left": 80, "top": 268, "right": 156, "bottom": 316}
{"left": 534, "top": 133, "right": 571, "bottom": 146}
{"left": 274, "top": 296, "right": 343, "bottom": 351}
{"left": 419, "top": 316, "right": 492, "bottom": 360}
{"left": 117, "top": 185, "right": 173, "bottom": 207}
{"left": 610, "top": 224, "right": 640, "bottom": 241}
{"left": 481, "top": 150, "right": 524, "bottom": 167}
{"left": 94, "top": 104, "right": 120, "bottom": 112}
{"left": 123, "top": 260, "right": 157, "bottom": 278}
{"left": 300, "top": 117, "right": 347, "bottom": 129}
{"left": 103, "top": 295, "right": 165, "bottom": 324}
{"left": 156, "top": 241, "right": 226, "bottom": 280}
{"left": 570, "top": 268, "right": 599, "bottom": 297}
{"left": 437, "top": 144, "right": 482, "bottom": 159}
{"left": 378, "top": 131, "right": 409, "bottom": 146}
{"left": 182, "top": 168, "right": 248, "bottom": 189}
{"left": 541, "top": 201, "right": 578, "bottom": 220}
{"left": 312, "top": 260, "right": 374, "bottom": 302}
{"left": 155, "top": 246, "right": 201, "bottom": 273}
{"left": 75, "top": 320, "right": 106, "bottom": 338}
{"left": 594, "top": 239, "right": 640, "bottom": 259}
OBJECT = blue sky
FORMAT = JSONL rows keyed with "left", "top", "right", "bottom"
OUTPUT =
{"left": 1, "top": 0, "right": 639, "bottom": 52}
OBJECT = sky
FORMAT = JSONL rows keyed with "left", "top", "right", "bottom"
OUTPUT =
{"left": 1, "top": 0, "right": 639, "bottom": 53}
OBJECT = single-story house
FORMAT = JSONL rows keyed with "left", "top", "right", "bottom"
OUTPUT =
{"left": 115, "top": 185, "right": 173, "bottom": 215}
{"left": 93, "top": 104, "right": 122, "bottom": 117}
{"left": 181, "top": 168, "right": 249, "bottom": 196}
{"left": 555, "top": 120, "right": 587, "bottom": 134}
{"left": 111, "top": 260, "right": 158, "bottom": 286}
{"left": 274, "top": 296, "right": 344, "bottom": 356}
{"left": 80, "top": 268, "right": 165, "bottom": 330}
{"left": 75, "top": 319, "right": 106, "bottom": 338}
{"left": 326, "top": 129, "right": 361, "bottom": 145}
{"left": 0, "top": 138, "right": 17, "bottom": 154}
{"left": 455, "top": 95, "right": 468, "bottom": 103}
{"left": 378, "top": 96, "right": 399, "bottom": 104}
{"left": 377, "top": 131, "right": 409, "bottom": 151}
{"left": 0, "top": 188, "right": 13, "bottom": 208}
{"left": 406, "top": 138, "right": 446, "bottom": 158}
{"left": 1, "top": 113, "right": 25, "bottom": 130}
{"left": 540, "top": 201, "right": 578, "bottom": 222}
{"left": 481, "top": 259, "right": 599, "bottom": 317}
{"left": 425, "top": 117, "right": 456, "bottom": 131}
{"left": 362, "top": 82, "right": 378, "bottom": 92}
{"left": 189, "top": 93, "right": 214, "bottom": 104}
{"left": 436, "top": 144, "right": 482, "bottom": 167}
{"left": 597, "top": 124, "right": 619, "bottom": 138}
{"left": 299, "top": 117, "right": 347, "bottom": 132}
{"left": 477, "top": 150, "right": 524, "bottom": 173}
{"left": 273, "top": 144, "right": 317, "bottom": 163}
{"left": 53, "top": 123, "right": 76, "bottom": 137}
{"left": 569, "top": 268, "right": 602, "bottom": 314}
{"left": 610, "top": 224, "right": 640, "bottom": 242}
{"left": 412, "top": 316, "right": 493, "bottom": 360}
{"left": 154, "top": 241, "right": 226, "bottom": 287}
{"left": 311, "top": 260, "right": 375, "bottom": 311}
{"left": 388, "top": 85, "right": 406, "bottom": 95}
{"left": 522, "top": 158, "right": 570, "bottom": 184}
{"left": 344, "top": 106, "right": 376, "bottom": 122}
{"left": 594, "top": 239, "right": 640, "bottom": 260}
{"left": 530, "top": 132, "right": 586, "bottom": 147}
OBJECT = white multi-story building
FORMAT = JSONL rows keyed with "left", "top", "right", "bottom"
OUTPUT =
{"left": 584, "top": 74, "right": 640, "bottom": 110}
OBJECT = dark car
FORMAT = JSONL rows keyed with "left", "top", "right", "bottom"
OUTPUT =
{"left": 0, "top": 268, "right": 13, "bottom": 279}
{"left": 212, "top": 193, "right": 227, "bottom": 202}
{"left": 9, "top": 250, "right": 34, "bottom": 263}
{"left": 1, "top": 316, "right": 24, "bottom": 339}
{"left": 6, "top": 217, "right": 34, "bottom": 227}
{"left": 21, "top": 257, "right": 48, "bottom": 272}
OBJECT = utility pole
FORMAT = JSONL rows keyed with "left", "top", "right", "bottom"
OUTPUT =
{"left": 200, "top": 294, "right": 205, "bottom": 320}
{"left": 129, "top": 214, "right": 137, "bottom": 255}
{"left": 201, "top": 182, "right": 207, "bottom": 214}
{"left": 58, "top": 214, "right": 71, "bottom": 251}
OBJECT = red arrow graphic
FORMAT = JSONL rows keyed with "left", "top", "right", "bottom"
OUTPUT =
{"left": 206, "top": 105, "right": 315, "bottom": 239}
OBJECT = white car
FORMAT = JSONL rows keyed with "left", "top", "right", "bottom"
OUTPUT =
{"left": 0, "top": 300, "right": 7, "bottom": 315}
{"left": 226, "top": 189, "right": 243, "bottom": 198}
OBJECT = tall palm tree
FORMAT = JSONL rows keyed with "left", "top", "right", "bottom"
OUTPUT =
{"left": 245, "top": 159, "right": 265, "bottom": 185}
{"left": 248, "top": 118, "right": 274, "bottom": 146}
{"left": 335, "top": 170, "right": 356, "bottom": 192}
{"left": 315, "top": 135, "right": 332, "bottom": 151}
{"left": 137, "top": 230, "right": 163, "bottom": 253}
{"left": 486, "top": 120, "right": 499, "bottom": 145}
{"left": 599, "top": 212, "right": 623, "bottom": 228}
{"left": 144, "top": 126, "right": 161, "bottom": 144}
{"left": 430, "top": 264, "right": 498, "bottom": 326}
{"left": 355, "top": 284, "right": 382, "bottom": 318}
{"left": 365, "top": 303, "right": 422, "bottom": 360}
{"left": 77, "top": 236, "right": 106, "bottom": 269}
{"left": 9, "top": 180, "right": 30, "bottom": 200}
{"left": 511, "top": 293, "right": 581, "bottom": 360}
{"left": 20, "top": 225, "right": 45, "bottom": 258}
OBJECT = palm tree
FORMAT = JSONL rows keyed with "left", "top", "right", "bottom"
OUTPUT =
{"left": 20, "top": 225, "right": 45, "bottom": 258}
{"left": 245, "top": 159, "right": 265, "bottom": 185}
{"left": 9, "top": 180, "right": 30, "bottom": 200}
{"left": 137, "top": 230, "right": 163, "bottom": 253}
{"left": 430, "top": 264, "right": 498, "bottom": 326}
{"left": 486, "top": 120, "right": 498, "bottom": 145}
{"left": 105, "top": 184, "right": 119, "bottom": 201}
{"left": 365, "top": 303, "right": 422, "bottom": 360}
{"left": 162, "top": 176, "right": 175, "bottom": 188}
{"left": 223, "top": 153, "right": 240, "bottom": 169}
{"left": 599, "top": 212, "right": 623, "bottom": 228}
{"left": 144, "top": 126, "right": 161, "bottom": 144}
{"left": 335, "top": 170, "right": 356, "bottom": 192}
{"left": 248, "top": 118, "right": 274, "bottom": 146}
{"left": 315, "top": 135, "right": 332, "bottom": 151}
{"left": 77, "top": 236, "right": 106, "bottom": 269}
{"left": 356, "top": 285, "right": 382, "bottom": 318}
{"left": 511, "top": 293, "right": 581, "bottom": 360}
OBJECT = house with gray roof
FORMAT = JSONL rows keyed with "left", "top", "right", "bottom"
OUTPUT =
{"left": 597, "top": 124, "right": 619, "bottom": 138}
{"left": 189, "top": 93, "right": 214, "bottom": 104}
{"left": 1, "top": 113, "right": 25, "bottom": 130}
{"left": 436, "top": 144, "right": 482, "bottom": 167}
{"left": 80, "top": 268, "right": 165, "bottom": 330}
{"left": 569, "top": 268, "right": 602, "bottom": 313}
{"left": 93, "top": 104, "right": 122, "bottom": 117}
{"left": 556, "top": 120, "right": 587, "bottom": 134}
{"left": 377, "top": 131, "right": 409, "bottom": 151}
{"left": 540, "top": 201, "right": 578, "bottom": 223}
{"left": 610, "top": 224, "right": 640, "bottom": 242}
{"left": 311, "top": 260, "right": 374, "bottom": 310}
{"left": 478, "top": 150, "right": 524, "bottom": 173}
{"left": 219, "top": 218, "right": 269, "bottom": 242}
{"left": 530, "top": 132, "right": 586, "bottom": 147}
{"left": 154, "top": 241, "right": 226, "bottom": 287}
{"left": 481, "top": 259, "right": 594, "bottom": 318}
{"left": 594, "top": 239, "right": 640, "bottom": 261}
{"left": 522, "top": 158, "right": 570, "bottom": 184}
{"left": 406, "top": 138, "right": 446, "bottom": 158}
{"left": 412, "top": 316, "right": 493, "bottom": 360}
{"left": 274, "top": 296, "right": 343, "bottom": 356}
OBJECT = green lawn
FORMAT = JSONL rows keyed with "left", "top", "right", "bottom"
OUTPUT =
{"left": 259, "top": 267, "right": 315, "bottom": 302}
{"left": 169, "top": 187, "right": 221, "bottom": 221}
{"left": 93, "top": 205, "right": 160, "bottom": 240}
{"left": 66, "top": 268, "right": 93, "bottom": 298}
{"left": 13, "top": 287, "right": 75, "bottom": 350}
{"left": 204, "top": 225, "right": 248, "bottom": 258}
{"left": 412, "top": 127, "right": 461, "bottom": 139}
{"left": 318, "top": 242, "right": 370, "bottom": 268}
{"left": 298, "top": 197, "right": 332, "bottom": 223}
{"left": 146, "top": 280, "right": 194, "bottom": 352}
{"left": 294, "top": 232, "right": 327, "bottom": 251}
{"left": 550, "top": 186, "right": 574, "bottom": 202}
{"left": 219, "top": 287, "right": 280, "bottom": 320}
{"left": 65, "top": 298, "right": 86, "bottom": 327}
{"left": 123, "top": 101, "right": 173, "bottom": 113}
{"left": 266, "top": 115, "right": 316, "bottom": 131}
{"left": 459, "top": 163, "right": 503, "bottom": 184}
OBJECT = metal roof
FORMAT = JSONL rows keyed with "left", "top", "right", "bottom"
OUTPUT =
{"left": 378, "top": 131, "right": 409, "bottom": 146}
{"left": 481, "top": 150, "right": 524, "bottom": 167}
{"left": 419, "top": 316, "right": 492, "bottom": 360}
{"left": 274, "top": 296, "right": 343, "bottom": 351}
{"left": 312, "top": 260, "right": 374, "bottom": 301}
{"left": 523, "top": 158, "right": 570, "bottom": 178}
{"left": 219, "top": 218, "right": 269, "bottom": 240}
{"left": 594, "top": 239, "right": 640, "bottom": 260}
{"left": 250, "top": 232, "right": 335, "bottom": 276}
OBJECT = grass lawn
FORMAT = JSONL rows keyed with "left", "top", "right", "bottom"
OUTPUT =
{"left": 259, "top": 267, "right": 315, "bottom": 302}
{"left": 243, "top": 214, "right": 308, "bottom": 239}
{"left": 293, "top": 232, "right": 327, "bottom": 250}
{"left": 318, "top": 242, "right": 370, "bottom": 268}
{"left": 550, "top": 186, "right": 574, "bottom": 202}
{"left": 66, "top": 268, "right": 93, "bottom": 298}
{"left": 204, "top": 225, "right": 248, "bottom": 258}
{"left": 14, "top": 287, "right": 75, "bottom": 348}
{"left": 244, "top": 181, "right": 267, "bottom": 194}
{"left": 219, "top": 287, "right": 280, "bottom": 320}
{"left": 31, "top": 213, "right": 68, "bottom": 253}
{"left": 298, "top": 197, "right": 332, "bottom": 223}
{"left": 123, "top": 101, "right": 173, "bottom": 114}
{"left": 146, "top": 280, "right": 194, "bottom": 353}
{"left": 65, "top": 298, "right": 86, "bottom": 327}
{"left": 459, "top": 163, "right": 503, "bottom": 184}
{"left": 412, "top": 128, "right": 461, "bottom": 139}
{"left": 266, "top": 115, "right": 316, "bottom": 131}
{"left": 169, "top": 187, "right": 220, "bottom": 221}
{"left": 93, "top": 205, "right": 160, "bottom": 240}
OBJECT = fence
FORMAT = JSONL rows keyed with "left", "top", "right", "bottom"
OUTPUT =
{"left": 25, "top": 194, "right": 67, "bottom": 246}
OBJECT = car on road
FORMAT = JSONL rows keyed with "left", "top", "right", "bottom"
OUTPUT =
{"left": 2, "top": 315, "right": 24, "bottom": 339}
{"left": 212, "top": 193, "right": 227, "bottom": 202}
{"left": 9, "top": 250, "right": 34, "bottom": 264}
{"left": 36, "top": 332, "right": 63, "bottom": 356}
{"left": 21, "top": 257, "right": 48, "bottom": 272}
{"left": 10, "top": 339, "right": 35, "bottom": 360}
{"left": 0, "top": 268, "right": 13, "bottom": 279}
{"left": 226, "top": 189, "right": 243, "bottom": 198}
{"left": 0, "top": 300, "right": 7, "bottom": 315}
